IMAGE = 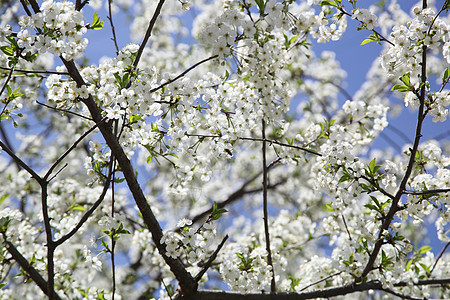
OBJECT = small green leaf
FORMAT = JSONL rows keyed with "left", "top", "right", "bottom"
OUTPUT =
{"left": 90, "top": 12, "right": 104, "bottom": 30}
{"left": 360, "top": 38, "right": 375, "bottom": 45}
{"left": 368, "top": 158, "right": 376, "bottom": 173}
{"left": 443, "top": 67, "right": 449, "bottom": 82}
{"left": 391, "top": 84, "right": 411, "bottom": 92}
{"left": 1, "top": 46, "right": 14, "bottom": 56}
{"left": 0, "top": 194, "right": 9, "bottom": 205}
{"left": 255, "top": 0, "right": 265, "bottom": 13}
{"left": 72, "top": 205, "right": 86, "bottom": 211}
{"left": 417, "top": 245, "right": 432, "bottom": 255}
{"left": 400, "top": 72, "right": 411, "bottom": 87}
{"left": 320, "top": 0, "right": 339, "bottom": 7}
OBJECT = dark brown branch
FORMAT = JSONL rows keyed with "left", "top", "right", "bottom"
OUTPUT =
{"left": 54, "top": 157, "right": 114, "bottom": 247}
{"left": 191, "top": 278, "right": 450, "bottom": 300}
{"left": 19, "top": 0, "right": 33, "bottom": 16}
{"left": 26, "top": 0, "right": 41, "bottom": 13}
{"left": 3, "top": 239, "right": 62, "bottom": 300}
{"left": 133, "top": 0, "right": 166, "bottom": 68}
{"left": 404, "top": 188, "right": 450, "bottom": 195}
{"left": 0, "top": 140, "right": 44, "bottom": 184}
{"left": 262, "top": 120, "right": 276, "bottom": 292}
{"left": 358, "top": 0, "right": 429, "bottom": 282}
{"left": 75, "top": 0, "right": 89, "bottom": 11}
{"left": 59, "top": 57, "right": 197, "bottom": 296}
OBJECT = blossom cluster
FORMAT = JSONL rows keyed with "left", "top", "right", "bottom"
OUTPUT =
{"left": 381, "top": 6, "right": 450, "bottom": 77}
{"left": 161, "top": 218, "right": 218, "bottom": 266}
{"left": 16, "top": 0, "right": 88, "bottom": 60}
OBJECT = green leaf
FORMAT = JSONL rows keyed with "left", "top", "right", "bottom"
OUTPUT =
{"left": 400, "top": 72, "right": 411, "bottom": 87}
{"left": 255, "top": 0, "right": 265, "bottom": 13}
{"left": 442, "top": 67, "right": 449, "bottom": 82}
{"left": 320, "top": 0, "right": 339, "bottom": 7}
{"left": 368, "top": 158, "right": 376, "bottom": 173}
{"left": 72, "top": 205, "right": 86, "bottom": 211}
{"left": 210, "top": 201, "right": 228, "bottom": 221}
{"left": 0, "top": 194, "right": 9, "bottom": 205}
{"left": 360, "top": 38, "right": 375, "bottom": 45}
{"left": 338, "top": 171, "right": 352, "bottom": 183}
{"left": 90, "top": 12, "right": 104, "bottom": 30}
{"left": 391, "top": 84, "right": 411, "bottom": 92}
{"left": 129, "top": 115, "right": 142, "bottom": 124}
{"left": 7, "top": 36, "right": 18, "bottom": 49}
{"left": 0, "top": 46, "right": 14, "bottom": 56}
{"left": 417, "top": 245, "right": 432, "bottom": 255}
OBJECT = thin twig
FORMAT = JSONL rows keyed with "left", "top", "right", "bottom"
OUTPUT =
{"left": 54, "top": 158, "right": 114, "bottom": 247}
{"left": 403, "top": 188, "right": 450, "bottom": 195}
{"left": 299, "top": 271, "right": 342, "bottom": 292}
{"left": 430, "top": 241, "right": 450, "bottom": 276}
{"left": 239, "top": 136, "right": 321, "bottom": 156}
{"left": 44, "top": 121, "right": 100, "bottom": 180}
{"left": 36, "top": 101, "right": 94, "bottom": 121}
{"left": 341, "top": 215, "right": 352, "bottom": 241}
{"left": 262, "top": 119, "right": 276, "bottom": 292}
{"left": 0, "top": 63, "right": 16, "bottom": 117}
{"left": 178, "top": 165, "right": 283, "bottom": 231}
{"left": 194, "top": 235, "right": 229, "bottom": 282}
{"left": 0, "top": 66, "right": 69, "bottom": 75}
{"left": 149, "top": 55, "right": 218, "bottom": 93}
{"left": 108, "top": 0, "right": 120, "bottom": 55}
{"left": 133, "top": 0, "right": 166, "bottom": 68}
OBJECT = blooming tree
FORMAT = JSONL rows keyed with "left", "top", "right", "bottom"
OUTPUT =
{"left": 0, "top": 0, "right": 449, "bottom": 299}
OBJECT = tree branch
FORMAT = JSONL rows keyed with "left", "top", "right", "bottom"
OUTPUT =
{"left": 0, "top": 66, "right": 69, "bottom": 75}
{"left": 133, "top": 0, "right": 166, "bottom": 68}
{"left": 54, "top": 156, "right": 114, "bottom": 247}
{"left": 358, "top": 0, "right": 429, "bottom": 281}
{"left": 108, "top": 0, "right": 120, "bottom": 55}
{"left": 192, "top": 278, "right": 450, "bottom": 300}
{"left": 3, "top": 239, "right": 62, "bottom": 300}
{"left": 44, "top": 121, "right": 101, "bottom": 181}
{"left": 59, "top": 57, "right": 197, "bottom": 296}
{"left": 149, "top": 55, "right": 218, "bottom": 93}
{"left": 194, "top": 235, "right": 229, "bottom": 282}
{"left": 404, "top": 188, "right": 450, "bottom": 195}
{"left": 261, "top": 119, "right": 276, "bottom": 292}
